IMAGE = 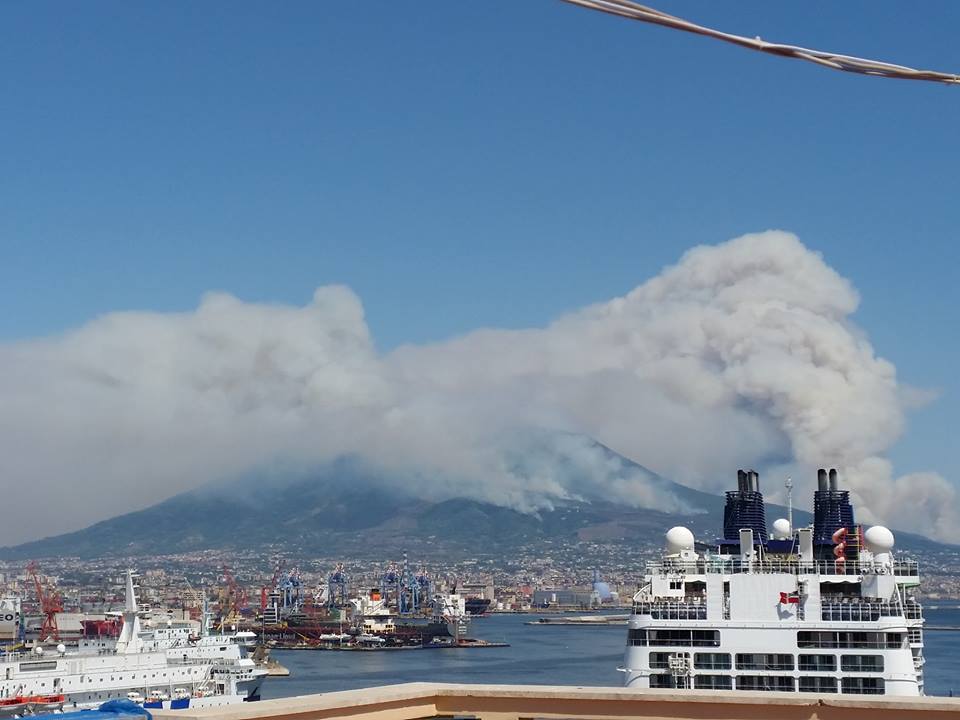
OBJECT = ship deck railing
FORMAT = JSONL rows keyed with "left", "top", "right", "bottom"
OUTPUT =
{"left": 646, "top": 558, "right": 919, "bottom": 577}
{"left": 820, "top": 599, "right": 923, "bottom": 622}
{"left": 166, "top": 657, "right": 250, "bottom": 668}
{"left": 632, "top": 601, "right": 708, "bottom": 620}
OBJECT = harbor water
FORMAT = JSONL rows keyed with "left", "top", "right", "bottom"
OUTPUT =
{"left": 261, "top": 607, "right": 960, "bottom": 699}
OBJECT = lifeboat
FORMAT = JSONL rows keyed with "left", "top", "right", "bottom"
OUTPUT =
{"left": 0, "top": 694, "right": 66, "bottom": 717}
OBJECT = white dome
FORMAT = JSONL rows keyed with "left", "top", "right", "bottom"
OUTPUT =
{"left": 772, "top": 518, "right": 791, "bottom": 539}
{"left": 665, "top": 526, "right": 695, "bottom": 554}
{"left": 864, "top": 525, "right": 895, "bottom": 553}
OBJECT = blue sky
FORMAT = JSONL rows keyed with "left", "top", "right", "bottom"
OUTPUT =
{"left": 1, "top": 1, "right": 958, "bottom": 491}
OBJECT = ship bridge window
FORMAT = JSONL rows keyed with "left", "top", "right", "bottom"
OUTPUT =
{"left": 798, "top": 654, "right": 836, "bottom": 671}
{"left": 736, "top": 675, "right": 795, "bottom": 692}
{"left": 694, "top": 675, "right": 732, "bottom": 690}
{"left": 842, "top": 677, "right": 885, "bottom": 695}
{"left": 694, "top": 653, "right": 731, "bottom": 670}
{"left": 841, "top": 655, "right": 884, "bottom": 672}
{"left": 629, "top": 629, "right": 720, "bottom": 647}
{"left": 736, "top": 653, "right": 794, "bottom": 671}
{"left": 669, "top": 580, "right": 683, "bottom": 590}
{"left": 799, "top": 676, "right": 837, "bottom": 693}
{"left": 18, "top": 661, "right": 57, "bottom": 671}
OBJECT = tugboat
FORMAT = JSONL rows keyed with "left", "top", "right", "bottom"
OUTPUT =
{"left": 622, "top": 468, "right": 924, "bottom": 696}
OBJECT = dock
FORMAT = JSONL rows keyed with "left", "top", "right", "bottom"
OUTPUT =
{"left": 525, "top": 614, "right": 628, "bottom": 625}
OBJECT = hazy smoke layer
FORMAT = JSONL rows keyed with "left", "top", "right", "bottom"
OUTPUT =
{"left": 0, "top": 231, "right": 953, "bottom": 545}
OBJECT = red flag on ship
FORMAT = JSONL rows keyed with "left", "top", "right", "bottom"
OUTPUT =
{"left": 779, "top": 591, "right": 800, "bottom": 604}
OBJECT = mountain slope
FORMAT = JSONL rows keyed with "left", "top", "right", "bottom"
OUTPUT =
{"left": 0, "top": 440, "right": 946, "bottom": 559}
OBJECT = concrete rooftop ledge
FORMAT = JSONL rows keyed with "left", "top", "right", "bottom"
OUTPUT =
{"left": 153, "top": 683, "right": 960, "bottom": 720}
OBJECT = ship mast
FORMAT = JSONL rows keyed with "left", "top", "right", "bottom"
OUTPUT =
{"left": 785, "top": 476, "right": 794, "bottom": 533}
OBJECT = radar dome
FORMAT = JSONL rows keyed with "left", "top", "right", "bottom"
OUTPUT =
{"left": 34, "top": 646, "right": 43, "bottom": 656}
{"left": 864, "top": 525, "right": 895, "bottom": 553}
{"left": 57, "top": 643, "right": 66, "bottom": 655}
{"left": 665, "top": 526, "right": 695, "bottom": 554}
{"left": 772, "top": 518, "right": 791, "bottom": 539}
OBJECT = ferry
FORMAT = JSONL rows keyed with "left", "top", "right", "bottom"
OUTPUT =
{"left": 622, "top": 468, "right": 924, "bottom": 696}
{"left": 0, "top": 571, "right": 265, "bottom": 710}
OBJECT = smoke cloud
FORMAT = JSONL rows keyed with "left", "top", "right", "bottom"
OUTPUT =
{"left": 0, "top": 230, "right": 954, "bottom": 545}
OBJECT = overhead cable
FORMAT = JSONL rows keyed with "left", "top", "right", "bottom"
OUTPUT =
{"left": 560, "top": 0, "right": 960, "bottom": 85}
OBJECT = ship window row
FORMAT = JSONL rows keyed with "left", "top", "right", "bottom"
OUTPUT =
{"left": 694, "top": 674, "right": 732, "bottom": 689}
{"left": 736, "top": 653, "right": 793, "bottom": 671}
{"left": 842, "top": 677, "right": 885, "bottom": 694}
{"left": 735, "top": 675, "right": 796, "bottom": 692}
{"left": 648, "top": 673, "right": 889, "bottom": 695}
{"left": 651, "top": 651, "right": 734, "bottom": 671}
{"left": 799, "top": 676, "right": 837, "bottom": 693}
{"left": 18, "top": 661, "right": 58, "bottom": 671}
{"left": 648, "top": 652, "right": 673, "bottom": 669}
{"left": 628, "top": 629, "right": 720, "bottom": 647}
{"left": 634, "top": 630, "right": 902, "bottom": 651}
{"left": 632, "top": 602, "right": 708, "bottom": 620}
{"left": 694, "top": 652, "right": 731, "bottom": 670}
{"left": 651, "top": 652, "right": 884, "bottom": 674}
{"left": 797, "top": 631, "right": 904, "bottom": 649}
{"left": 841, "top": 655, "right": 884, "bottom": 672}
{"left": 798, "top": 654, "right": 835, "bottom": 671}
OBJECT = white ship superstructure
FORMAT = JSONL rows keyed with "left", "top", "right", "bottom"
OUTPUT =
{"left": 0, "top": 598, "right": 21, "bottom": 645}
{"left": 0, "top": 571, "right": 264, "bottom": 710}
{"left": 622, "top": 468, "right": 924, "bottom": 696}
{"left": 432, "top": 594, "right": 469, "bottom": 640}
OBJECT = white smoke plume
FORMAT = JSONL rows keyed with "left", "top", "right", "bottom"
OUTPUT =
{"left": 0, "top": 230, "right": 954, "bottom": 545}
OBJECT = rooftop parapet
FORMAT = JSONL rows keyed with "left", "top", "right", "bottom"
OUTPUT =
{"left": 151, "top": 681, "right": 960, "bottom": 720}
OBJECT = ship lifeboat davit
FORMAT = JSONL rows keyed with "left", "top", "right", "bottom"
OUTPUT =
{"left": 832, "top": 527, "right": 848, "bottom": 563}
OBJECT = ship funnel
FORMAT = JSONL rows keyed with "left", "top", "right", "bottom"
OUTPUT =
{"left": 817, "top": 468, "right": 828, "bottom": 493}
{"left": 813, "top": 468, "right": 855, "bottom": 559}
{"left": 723, "top": 468, "right": 768, "bottom": 546}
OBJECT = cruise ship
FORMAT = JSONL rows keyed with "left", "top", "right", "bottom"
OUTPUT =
{"left": 622, "top": 468, "right": 924, "bottom": 696}
{"left": 0, "top": 571, "right": 265, "bottom": 710}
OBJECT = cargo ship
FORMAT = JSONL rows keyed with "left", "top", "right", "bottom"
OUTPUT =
{"left": 264, "top": 588, "right": 470, "bottom": 648}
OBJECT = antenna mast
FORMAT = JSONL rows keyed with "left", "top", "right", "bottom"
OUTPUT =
{"left": 785, "top": 476, "right": 794, "bottom": 532}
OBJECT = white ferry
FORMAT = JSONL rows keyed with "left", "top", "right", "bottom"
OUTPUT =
{"left": 622, "top": 468, "right": 924, "bottom": 696}
{"left": 0, "top": 571, "right": 265, "bottom": 710}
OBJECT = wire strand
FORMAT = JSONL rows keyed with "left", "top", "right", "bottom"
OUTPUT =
{"left": 560, "top": 0, "right": 960, "bottom": 85}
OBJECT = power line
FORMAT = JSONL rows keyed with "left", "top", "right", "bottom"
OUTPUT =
{"left": 560, "top": 0, "right": 960, "bottom": 85}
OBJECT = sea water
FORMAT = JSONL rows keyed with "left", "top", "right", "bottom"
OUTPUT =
{"left": 261, "top": 607, "right": 960, "bottom": 699}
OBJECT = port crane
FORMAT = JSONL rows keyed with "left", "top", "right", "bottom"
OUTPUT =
{"left": 26, "top": 561, "right": 63, "bottom": 642}
{"left": 220, "top": 565, "right": 249, "bottom": 624}
{"left": 260, "top": 559, "right": 285, "bottom": 613}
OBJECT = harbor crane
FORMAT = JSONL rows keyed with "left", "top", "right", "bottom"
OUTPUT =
{"left": 26, "top": 561, "right": 63, "bottom": 642}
